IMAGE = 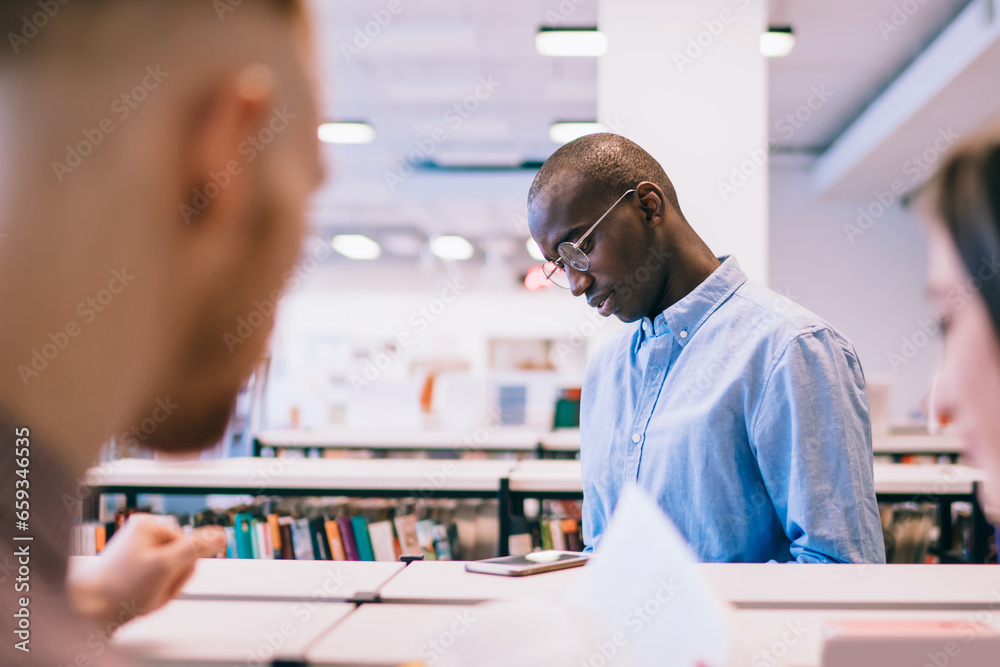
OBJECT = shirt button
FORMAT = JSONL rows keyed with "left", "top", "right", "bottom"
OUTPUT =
{"left": 642, "top": 322, "right": 650, "bottom": 332}
{"left": 631, "top": 433, "right": 641, "bottom": 443}
{"left": 679, "top": 330, "right": 688, "bottom": 339}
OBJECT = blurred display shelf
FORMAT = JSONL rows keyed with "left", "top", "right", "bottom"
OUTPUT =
{"left": 254, "top": 427, "right": 541, "bottom": 456}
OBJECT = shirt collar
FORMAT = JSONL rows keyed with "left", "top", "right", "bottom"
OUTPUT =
{"left": 636, "top": 255, "right": 747, "bottom": 349}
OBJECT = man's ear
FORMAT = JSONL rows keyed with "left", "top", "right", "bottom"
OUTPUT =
{"left": 178, "top": 64, "right": 276, "bottom": 229}
{"left": 635, "top": 181, "right": 665, "bottom": 227}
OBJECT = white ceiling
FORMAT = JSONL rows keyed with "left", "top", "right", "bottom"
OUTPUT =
{"left": 304, "top": 0, "right": 975, "bottom": 258}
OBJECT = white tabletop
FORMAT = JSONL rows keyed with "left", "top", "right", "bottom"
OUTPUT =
{"left": 378, "top": 561, "right": 1000, "bottom": 609}
{"left": 507, "top": 460, "right": 985, "bottom": 495}
{"left": 112, "top": 599, "right": 353, "bottom": 665}
{"left": 737, "top": 608, "right": 1000, "bottom": 667}
{"left": 379, "top": 560, "right": 587, "bottom": 604}
{"left": 301, "top": 603, "right": 1000, "bottom": 667}
{"left": 306, "top": 603, "right": 480, "bottom": 667}
{"left": 257, "top": 427, "right": 541, "bottom": 451}
{"left": 533, "top": 432, "right": 966, "bottom": 455}
{"left": 83, "top": 457, "right": 518, "bottom": 493}
{"left": 175, "top": 558, "right": 403, "bottom": 602}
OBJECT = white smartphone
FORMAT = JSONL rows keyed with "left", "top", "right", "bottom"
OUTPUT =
{"left": 464, "top": 550, "right": 590, "bottom": 576}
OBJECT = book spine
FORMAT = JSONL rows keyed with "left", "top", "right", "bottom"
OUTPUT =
{"left": 337, "top": 517, "right": 359, "bottom": 561}
{"left": 267, "top": 514, "right": 282, "bottom": 559}
{"left": 325, "top": 520, "right": 346, "bottom": 560}
{"left": 350, "top": 515, "right": 375, "bottom": 561}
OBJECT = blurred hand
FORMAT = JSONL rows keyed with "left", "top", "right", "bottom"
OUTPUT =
{"left": 67, "top": 514, "right": 226, "bottom": 631}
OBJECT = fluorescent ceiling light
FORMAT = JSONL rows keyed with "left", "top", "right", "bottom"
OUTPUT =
{"left": 331, "top": 234, "right": 381, "bottom": 260}
{"left": 526, "top": 238, "right": 545, "bottom": 261}
{"left": 535, "top": 28, "right": 607, "bottom": 57}
{"left": 549, "top": 122, "right": 608, "bottom": 145}
{"left": 318, "top": 122, "right": 375, "bottom": 144}
{"left": 429, "top": 235, "right": 474, "bottom": 261}
{"left": 760, "top": 27, "right": 795, "bottom": 57}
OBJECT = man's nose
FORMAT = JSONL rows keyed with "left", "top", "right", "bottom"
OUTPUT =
{"left": 568, "top": 267, "right": 592, "bottom": 297}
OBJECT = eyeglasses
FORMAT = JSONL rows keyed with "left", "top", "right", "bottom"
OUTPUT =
{"left": 542, "top": 189, "right": 636, "bottom": 289}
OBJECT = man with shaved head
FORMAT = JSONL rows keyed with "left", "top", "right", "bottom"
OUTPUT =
{"left": 529, "top": 133, "right": 884, "bottom": 563}
{"left": 0, "top": 1, "right": 322, "bottom": 663}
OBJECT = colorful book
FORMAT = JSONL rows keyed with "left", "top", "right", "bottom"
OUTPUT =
{"left": 223, "top": 526, "right": 236, "bottom": 558}
{"left": 325, "top": 519, "right": 346, "bottom": 560}
{"left": 549, "top": 519, "right": 566, "bottom": 551}
{"left": 267, "top": 514, "right": 283, "bottom": 559}
{"left": 292, "top": 518, "right": 315, "bottom": 560}
{"left": 415, "top": 520, "right": 438, "bottom": 561}
{"left": 278, "top": 518, "right": 295, "bottom": 560}
{"left": 367, "top": 520, "right": 397, "bottom": 562}
{"left": 350, "top": 515, "right": 375, "bottom": 561}
{"left": 336, "top": 516, "right": 359, "bottom": 561}
{"left": 393, "top": 514, "right": 422, "bottom": 557}
{"left": 308, "top": 517, "right": 331, "bottom": 560}
{"left": 234, "top": 513, "right": 255, "bottom": 559}
{"left": 431, "top": 524, "right": 452, "bottom": 561}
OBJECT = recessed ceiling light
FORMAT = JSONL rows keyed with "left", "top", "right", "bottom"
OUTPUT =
{"left": 331, "top": 234, "right": 381, "bottom": 260}
{"left": 318, "top": 122, "right": 376, "bottom": 144}
{"left": 760, "top": 27, "right": 795, "bottom": 58}
{"left": 526, "top": 238, "right": 545, "bottom": 261}
{"left": 535, "top": 28, "right": 607, "bottom": 57}
{"left": 549, "top": 122, "right": 608, "bottom": 145}
{"left": 429, "top": 235, "right": 474, "bottom": 261}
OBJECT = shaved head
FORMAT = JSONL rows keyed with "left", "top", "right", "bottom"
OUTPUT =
{"left": 528, "top": 133, "right": 682, "bottom": 217}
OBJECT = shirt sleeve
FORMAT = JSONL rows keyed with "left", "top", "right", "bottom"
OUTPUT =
{"left": 749, "top": 329, "right": 886, "bottom": 564}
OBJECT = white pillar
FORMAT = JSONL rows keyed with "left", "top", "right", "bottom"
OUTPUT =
{"left": 598, "top": 0, "right": 769, "bottom": 284}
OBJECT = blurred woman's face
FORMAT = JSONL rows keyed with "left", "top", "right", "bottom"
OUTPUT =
{"left": 927, "top": 223, "right": 1000, "bottom": 520}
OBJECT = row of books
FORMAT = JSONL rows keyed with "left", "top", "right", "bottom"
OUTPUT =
{"left": 509, "top": 499, "right": 585, "bottom": 555}
{"left": 73, "top": 497, "right": 501, "bottom": 561}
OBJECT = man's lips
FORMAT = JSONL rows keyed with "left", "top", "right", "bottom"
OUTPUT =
{"left": 588, "top": 291, "right": 616, "bottom": 316}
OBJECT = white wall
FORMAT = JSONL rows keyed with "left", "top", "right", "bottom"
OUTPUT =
{"left": 599, "top": 0, "right": 769, "bottom": 283}
{"left": 769, "top": 167, "right": 939, "bottom": 423}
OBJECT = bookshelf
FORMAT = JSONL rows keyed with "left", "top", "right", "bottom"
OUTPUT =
{"left": 81, "top": 459, "right": 993, "bottom": 562}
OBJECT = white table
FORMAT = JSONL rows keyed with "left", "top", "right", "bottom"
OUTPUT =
{"left": 507, "top": 460, "right": 985, "bottom": 495}
{"left": 83, "top": 457, "right": 518, "bottom": 493}
{"left": 379, "top": 561, "right": 1000, "bottom": 610}
{"left": 70, "top": 557, "right": 405, "bottom": 603}
{"left": 379, "top": 560, "right": 587, "bottom": 604}
{"left": 112, "top": 599, "right": 353, "bottom": 665}
{"left": 301, "top": 603, "right": 1000, "bottom": 667}
{"left": 306, "top": 603, "right": 480, "bottom": 667}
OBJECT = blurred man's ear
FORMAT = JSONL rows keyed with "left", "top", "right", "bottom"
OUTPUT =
{"left": 177, "top": 64, "right": 276, "bottom": 233}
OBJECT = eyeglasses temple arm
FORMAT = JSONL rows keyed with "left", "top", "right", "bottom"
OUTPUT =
{"left": 570, "top": 189, "right": 636, "bottom": 249}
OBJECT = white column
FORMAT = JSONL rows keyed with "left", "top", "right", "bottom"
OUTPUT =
{"left": 598, "top": 0, "right": 769, "bottom": 284}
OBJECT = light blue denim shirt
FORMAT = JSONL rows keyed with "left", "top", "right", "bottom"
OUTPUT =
{"left": 581, "top": 256, "right": 885, "bottom": 563}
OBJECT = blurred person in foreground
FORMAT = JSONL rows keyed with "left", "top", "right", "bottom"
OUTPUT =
{"left": 0, "top": 0, "right": 322, "bottom": 664}
{"left": 925, "top": 126, "right": 1000, "bottom": 525}
{"left": 528, "top": 133, "right": 885, "bottom": 563}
